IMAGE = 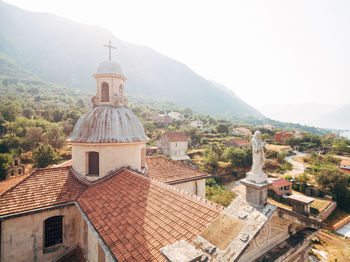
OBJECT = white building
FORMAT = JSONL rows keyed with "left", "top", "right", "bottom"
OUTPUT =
{"left": 340, "top": 159, "right": 350, "bottom": 170}
{"left": 157, "top": 132, "right": 190, "bottom": 160}
{"left": 190, "top": 120, "right": 203, "bottom": 129}
{"left": 168, "top": 111, "right": 184, "bottom": 120}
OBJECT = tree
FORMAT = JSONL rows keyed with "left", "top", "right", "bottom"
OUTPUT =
{"left": 0, "top": 153, "right": 12, "bottom": 180}
{"left": 202, "top": 148, "right": 218, "bottom": 171}
{"left": 315, "top": 169, "right": 350, "bottom": 209}
{"left": 315, "top": 169, "right": 348, "bottom": 192}
{"left": 32, "top": 144, "right": 60, "bottom": 168}
{"left": 43, "top": 124, "right": 65, "bottom": 149}
{"left": 0, "top": 102, "right": 22, "bottom": 122}
{"left": 26, "top": 127, "right": 43, "bottom": 145}
{"left": 222, "top": 147, "right": 252, "bottom": 172}
{"left": 216, "top": 124, "right": 229, "bottom": 134}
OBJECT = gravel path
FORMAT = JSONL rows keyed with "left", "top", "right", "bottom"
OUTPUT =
{"left": 283, "top": 151, "right": 308, "bottom": 176}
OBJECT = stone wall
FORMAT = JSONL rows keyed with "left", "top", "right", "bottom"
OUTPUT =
{"left": 317, "top": 201, "right": 336, "bottom": 221}
{"left": 169, "top": 141, "right": 188, "bottom": 158}
{"left": 1, "top": 205, "right": 81, "bottom": 262}
{"left": 332, "top": 215, "right": 350, "bottom": 231}
{"left": 172, "top": 179, "right": 206, "bottom": 198}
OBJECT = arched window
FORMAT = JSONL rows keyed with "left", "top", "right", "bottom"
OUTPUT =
{"left": 101, "top": 82, "right": 109, "bottom": 102}
{"left": 88, "top": 151, "right": 99, "bottom": 175}
{"left": 119, "top": 84, "right": 123, "bottom": 103}
{"left": 44, "top": 216, "right": 63, "bottom": 248}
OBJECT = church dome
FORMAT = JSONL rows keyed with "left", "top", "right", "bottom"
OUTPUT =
{"left": 68, "top": 106, "right": 148, "bottom": 143}
{"left": 95, "top": 60, "right": 124, "bottom": 76}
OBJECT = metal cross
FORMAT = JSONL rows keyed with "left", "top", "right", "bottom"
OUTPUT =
{"left": 104, "top": 40, "right": 116, "bottom": 61}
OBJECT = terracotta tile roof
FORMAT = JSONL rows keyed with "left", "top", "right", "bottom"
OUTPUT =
{"left": 339, "top": 168, "right": 350, "bottom": 175}
{"left": 146, "top": 156, "right": 210, "bottom": 184}
{"left": 233, "top": 127, "right": 251, "bottom": 135}
{"left": 231, "top": 139, "right": 250, "bottom": 146}
{"left": 78, "top": 169, "right": 223, "bottom": 262}
{"left": 340, "top": 159, "right": 350, "bottom": 166}
{"left": 163, "top": 132, "right": 189, "bottom": 142}
{"left": 0, "top": 167, "right": 87, "bottom": 216}
{"left": 273, "top": 179, "right": 292, "bottom": 188}
{"left": 0, "top": 173, "right": 31, "bottom": 196}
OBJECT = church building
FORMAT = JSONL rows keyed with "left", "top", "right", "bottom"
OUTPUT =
{"left": 0, "top": 43, "right": 322, "bottom": 262}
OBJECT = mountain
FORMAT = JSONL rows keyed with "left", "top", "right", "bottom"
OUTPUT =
{"left": 312, "top": 103, "right": 350, "bottom": 130}
{"left": 259, "top": 103, "right": 343, "bottom": 126}
{"left": 0, "top": 0, "right": 263, "bottom": 118}
{"left": 259, "top": 103, "right": 350, "bottom": 131}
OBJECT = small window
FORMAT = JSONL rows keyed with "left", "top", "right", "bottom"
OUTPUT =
{"left": 101, "top": 82, "right": 109, "bottom": 102}
{"left": 119, "top": 84, "right": 123, "bottom": 102}
{"left": 18, "top": 169, "right": 22, "bottom": 175}
{"left": 88, "top": 152, "right": 99, "bottom": 175}
{"left": 280, "top": 187, "right": 283, "bottom": 191}
{"left": 44, "top": 216, "right": 63, "bottom": 248}
{"left": 14, "top": 159, "right": 18, "bottom": 166}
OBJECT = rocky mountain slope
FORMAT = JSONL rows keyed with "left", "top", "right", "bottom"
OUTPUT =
{"left": 0, "top": 0, "right": 263, "bottom": 118}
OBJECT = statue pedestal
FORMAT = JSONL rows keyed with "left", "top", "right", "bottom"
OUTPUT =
{"left": 241, "top": 178, "right": 272, "bottom": 208}
{"left": 245, "top": 171, "right": 268, "bottom": 184}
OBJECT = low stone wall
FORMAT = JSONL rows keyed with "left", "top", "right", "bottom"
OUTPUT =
{"left": 317, "top": 201, "right": 337, "bottom": 221}
{"left": 332, "top": 215, "right": 350, "bottom": 231}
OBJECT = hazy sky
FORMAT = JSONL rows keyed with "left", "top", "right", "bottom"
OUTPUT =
{"left": 4, "top": 0, "right": 350, "bottom": 107}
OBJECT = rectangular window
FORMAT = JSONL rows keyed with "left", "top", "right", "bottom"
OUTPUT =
{"left": 44, "top": 216, "right": 63, "bottom": 248}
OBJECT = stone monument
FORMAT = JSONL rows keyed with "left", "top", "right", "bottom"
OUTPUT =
{"left": 241, "top": 131, "right": 272, "bottom": 207}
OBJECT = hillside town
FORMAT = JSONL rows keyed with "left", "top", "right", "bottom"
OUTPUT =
{"left": 1, "top": 0, "right": 350, "bottom": 261}
{"left": 0, "top": 45, "right": 350, "bottom": 261}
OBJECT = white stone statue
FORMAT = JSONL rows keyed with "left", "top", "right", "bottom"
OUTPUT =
{"left": 246, "top": 130, "right": 267, "bottom": 183}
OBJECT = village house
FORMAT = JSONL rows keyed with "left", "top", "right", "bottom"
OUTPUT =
{"left": 6, "top": 156, "right": 25, "bottom": 179}
{"left": 226, "top": 138, "right": 250, "bottom": 149}
{"left": 0, "top": 46, "right": 323, "bottom": 262}
{"left": 156, "top": 132, "right": 190, "bottom": 161}
{"left": 339, "top": 159, "right": 350, "bottom": 174}
{"left": 232, "top": 127, "right": 252, "bottom": 136}
{"left": 151, "top": 112, "right": 172, "bottom": 126}
{"left": 270, "top": 179, "right": 292, "bottom": 196}
{"left": 167, "top": 111, "right": 184, "bottom": 120}
{"left": 146, "top": 156, "right": 209, "bottom": 197}
{"left": 275, "top": 131, "right": 295, "bottom": 143}
{"left": 263, "top": 124, "right": 275, "bottom": 130}
{"left": 190, "top": 120, "right": 203, "bottom": 129}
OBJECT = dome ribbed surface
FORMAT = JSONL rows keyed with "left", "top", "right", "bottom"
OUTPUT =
{"left": 68, "top": 106, "right": 148, "bottom": 143}
{"left": 96, "top": 60, "right": 124, "bottom": 76}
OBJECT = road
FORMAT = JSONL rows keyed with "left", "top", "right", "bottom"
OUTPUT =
{"left": 283, "top": 151, "right": 308, "bottom": 176}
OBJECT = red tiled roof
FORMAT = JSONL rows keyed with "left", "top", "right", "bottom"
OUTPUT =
{"left": 339, "top": 168, "right": 350, "bottom": 175}
{"left": 231, "top": 139, "right": 250, "bottom": 146}
{"left": 146, "top": 156, "right": 210, "bottom": 184}
{"left": 163, "top": 132, "right": 189, "bottom": 142}
{"left": 0, "top": 167, "right": 87, "bottom": 216}
{"left": 340, "top": 159, "right": 350, "bottom": 166}
{"left": 0, "top": 173, "right": 31, "bottom": 196}
{"left": 234, "top": 127, "right": 251, "bottom": 135}
{"left": 273, "top": 179, "right": 292, "bottom": 188}
{"left": 78, "top": 169, "right": 223, "bottom": 262}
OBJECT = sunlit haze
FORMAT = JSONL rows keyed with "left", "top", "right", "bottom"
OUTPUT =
{"left": 4, "top": 0, "right": 350, "bottom": 109}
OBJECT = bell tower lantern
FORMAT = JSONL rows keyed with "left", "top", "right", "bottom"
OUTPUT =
{"left": 91, "top": 41, "right": 128, "bottom": 108}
